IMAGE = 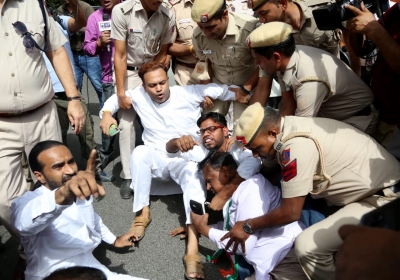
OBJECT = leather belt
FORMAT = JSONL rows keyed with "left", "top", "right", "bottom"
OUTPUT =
{"left": 176, "top": 60, "right": 196, "bottom": 69}
{"left": 0, "top": 101, "right": 49, "bottom": 118}
{"left": 353, "top": 104, "right": 372, "bottom": 117}
{"left": 127, "top": 66, "right": 140, "bottom": 71}
{"left": 376, "top": 182, "right": 400, "bottom": 196}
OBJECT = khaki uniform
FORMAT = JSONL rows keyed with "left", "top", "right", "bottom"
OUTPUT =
{"left": 111, "top": 0, "right": 175, "bottom": 179}
{"left": 192, "top": 12, "right": 258, "bottom": 125}
{"left": 274, "top": 116, "right": 400, "bottom": 279}
{"left": 169, "top": 0, "right": 200, "bottom": 86}
{"left": 0, "top": 0, "right": 65, "bottom": 237}
{"left": 278, "top": 45, "right": 378, "bottom": 134}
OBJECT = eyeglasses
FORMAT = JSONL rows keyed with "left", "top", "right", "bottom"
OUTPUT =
{"left": 12, "top": 0, "right": 48, "bottom": 52}
{"left": 196, "top": 125, "right": 225, "bottom": 136}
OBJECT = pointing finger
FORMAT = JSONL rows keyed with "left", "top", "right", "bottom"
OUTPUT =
{"left": 86, "top": 149, "right": 97, "bottom": 175}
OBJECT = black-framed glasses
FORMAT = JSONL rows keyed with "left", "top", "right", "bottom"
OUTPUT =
{"left": 12, "top": 0, "right": 48, "bottom": 52}
{"left": 196, "top": 125, "right": 225, "bottom": 136}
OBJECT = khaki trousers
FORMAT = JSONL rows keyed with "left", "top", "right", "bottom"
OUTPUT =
{"left": 115, "top": 70, "right": 142, "bottom": 179}
{"left": 295, "top": 194, "right": 396, "bottom": 280}
{"left": 0, "top": 101, "right": 61, "bottom": 239}
{"left": 270, "top": 247, "right": 308, "bottom": 280}
{"left": 174, "top": 64, "right": 199, "bottom": 86}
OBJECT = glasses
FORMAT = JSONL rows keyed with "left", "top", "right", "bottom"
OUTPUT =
{"left": 12, "top": 0, "right": 48, "bottom": 52}
{"left": 196, "top": 125, "right": 225, "bottom": 136}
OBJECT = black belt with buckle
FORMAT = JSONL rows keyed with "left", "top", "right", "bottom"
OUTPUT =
{"left": 127, "top": 66, "right": 140, "bottom": 71}
{"left": 376, "top": 182, "right": 400, "bottom": 196}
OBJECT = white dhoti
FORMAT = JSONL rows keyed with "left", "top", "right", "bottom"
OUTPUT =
{"left": 130, "top": 145, "right": 206, "bottom": 224}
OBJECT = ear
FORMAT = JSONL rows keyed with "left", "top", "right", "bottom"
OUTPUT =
{"left": 273, "top": 52, "right": 282, "bottom": 63}
{"left": 33, "top": 171, "right": 46, "bottom": 185}
{"left": 222, "top": 9, "right": 229, "bottom": 20}
{"left": 223, "top": 126, "right": 229, "bottom": 137}
{"left": 280, "top": 0, "right": 288, "bottom": 9}
{"left": 268, "top": 127, "right": 279, "bottom": 138}
{"left": 220, "top": 165, "right": 230, "bottom": 180}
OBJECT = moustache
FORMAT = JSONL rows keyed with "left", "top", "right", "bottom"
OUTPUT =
{"left": 62, "top": 173, "right": 76, "bottom": 184}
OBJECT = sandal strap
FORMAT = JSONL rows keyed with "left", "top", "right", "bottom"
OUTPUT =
{"left": 129, "top": 216, "right": 151, "bottom": 232}
{"left": 184, "top": 255, "right": 204, "bottom": 272}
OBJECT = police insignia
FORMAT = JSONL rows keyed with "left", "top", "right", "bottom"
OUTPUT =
{"left": 200, "top": 14, "right": 209, "bottom": 23}
{"left": 236, "top": 136, "right": 247, "bottom": 144}
{"left": 281, "top": 148, "right": 290, "bottom": 165}
{"left": 282, "top": 159, "right": 297, "bottom": 182}
{"left": 247, "top": 0, "right": 254, "bottom": 9}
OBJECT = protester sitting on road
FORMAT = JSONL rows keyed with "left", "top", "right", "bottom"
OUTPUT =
{"left": 99, "top": 61, "right": 249, "bottom": 280}
{"left": 191, "top": 151, "right": 306, "bottom": 280}
{"left": 11, "top": 141, "right": 146, "bottom": 280}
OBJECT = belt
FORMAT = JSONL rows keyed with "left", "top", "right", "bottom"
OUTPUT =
{"left": 176, "top": 60, "right": 196, "bottom": 69}
{"left": 72, "top": 50, "right": 86, "bottom": 55}
{"left": 353, "top": 104, "right": 372, "bottom": 117}
{"left": 0, "top": 101, "right": 49, "bottom": 118}
{"left": 127, "top": 66, "right": 140, "bottom": 71}
{"left": 376, "top": 182, "right": 400, "bottom": 196}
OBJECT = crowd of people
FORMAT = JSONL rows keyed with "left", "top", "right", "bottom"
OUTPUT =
{"left": 1, "top": 0, "right": 400, "bottom": 279}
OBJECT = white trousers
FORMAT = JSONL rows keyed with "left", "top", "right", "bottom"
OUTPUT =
{"left": 130, "top": 145, "right": 206, "bottom": 224}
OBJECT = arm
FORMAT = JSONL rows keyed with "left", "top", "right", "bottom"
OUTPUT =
{"left": 166, "top": 135, "right": 199, "bottom": 153}
{"left": 46, "top": 46, "right": 85, "bottom": 134}
{"left": 94, "top": 212, "right": 117, "bottom": 244}
{"left": 66, "top": 0, "right": 87, "bottom": 33}
{"left": 249, "top": 76, "right": 273, "bottom": 106}
{"left": 168, "top": 42, "right": 192, "bottom": 57}
{"left": 154, "top": 44, "right": 170, "bottom": 64}
{"left": 341, "top": 29, "right": 362, "bottom": 77}
{"left": 83, "top": 14, "right": 103, "bottom": 56}
{"left": 114, "top": 39, "right": 132, "bottom": 109}
{"left": 346, "top": 3, "right": 400, "bottom": 74}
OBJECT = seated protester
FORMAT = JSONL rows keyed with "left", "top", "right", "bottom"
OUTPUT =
{"left": 100, "top": 61, "right": 249, "bottom": 280}
{"left": 44, "top": 266, "right": 106, "bottom": 280}
{"left": 11, "top": 141, "right": 146, "bottom": 280}
{"left": 191, "top": 151, "right": 306, "bottom": 280}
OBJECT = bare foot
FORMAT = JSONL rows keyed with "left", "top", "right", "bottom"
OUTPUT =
{"left": 169, "top": 225, "right": 187, "bottom": 239}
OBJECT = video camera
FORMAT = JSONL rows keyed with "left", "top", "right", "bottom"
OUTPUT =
{"left": 312, "top": 0, "right": 390, "bottom": 30}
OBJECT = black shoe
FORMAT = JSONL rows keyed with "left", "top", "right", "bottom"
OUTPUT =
{"left": 95, "top": 171, "right": 115, "bottom": 182}
{"left": 120, "top": 179, "right": 133, "bottom": 199}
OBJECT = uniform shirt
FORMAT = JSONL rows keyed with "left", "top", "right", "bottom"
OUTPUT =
{"left": 84, "top": 7, "right": 115, "bottom": 84}
{"left": 278, "top": 45, "right": 374, "bottom": 130}
{"left": 111, "top": 0, "right": 176, "bottom": 68}
{"left": 10, "top": 186, "right": 145, "bottom": 280}
{"left": 209, "top": 174, "right": 304, "bottom": 280}
{"left": 0, "top": 0, "right": 66, "bottom": 113}
{"left": 292, "top": 0, "right": 339, "bottom": 56}
{"left": 169, "top": 0, "right": 196, "bottom": 65}
{"left": 192, "top": 12, "right": 258, "bottom": 85}
{"left": 100, "top": 84, "right": 235, "bottom": 158}
{"left": 43, "top": 16, "right": 76, "bottom": 93}
{"left": 275, "top": 116, "right": 400, "bottom": 206}
{"left": 58, "top": 1, "right": 94, "bottom": 52}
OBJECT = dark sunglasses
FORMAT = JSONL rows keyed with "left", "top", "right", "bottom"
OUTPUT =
{"left": 12, "top": 0, "right": 48, "bottom": 52}
{"left": 196, "top": 125, "right": 225, "bottom": 136}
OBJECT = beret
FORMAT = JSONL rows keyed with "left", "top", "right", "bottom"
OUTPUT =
{"left": 234, "top": 102, "right": 265, "bottom": 146}
{"left": 191, "top": 0, "right": 225, "bottom": 23}
{"left": 246, "top": 22, "right": 293, "bottom": 48}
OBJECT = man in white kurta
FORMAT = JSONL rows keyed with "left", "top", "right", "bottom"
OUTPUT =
{"left": 10, "top": 141, "right": 146, "bottom": 280}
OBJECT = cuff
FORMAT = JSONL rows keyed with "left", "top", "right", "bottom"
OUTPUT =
{"left": 208, "top": 228, "right": 227, "bottom": 245}
{"left": 103, "top": 232, "right": 117, "bottom": 244}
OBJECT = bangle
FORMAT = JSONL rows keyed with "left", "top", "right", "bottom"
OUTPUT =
{"left": 239, "top": 85, "right": 251, "bottom": 95}
{"left": 102, "top": 110, "right": 111, "bottom": 115}
{"left": 67, "top": 96, "right": 82, "bottom": 101}
{"left": 189, "top": 45, "right": 195, "bottom": 55}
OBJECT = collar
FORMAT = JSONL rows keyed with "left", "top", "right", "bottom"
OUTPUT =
{"left": 273, "top": 117, "right": 285, "bottom": 152}
{"left": 281, "top": 47, "right": 299, "bottom": 86}
{"left": 134, "top": 0, "right": 145, "bottom": 12}
{"left": 293, "top": 1, "right": 313, "bottom": 32}
{"left": 184, "top": 0, "right": 193, "bottom": 4}
{"left": 225, "top": 13, "right": 237, "bottom": 36}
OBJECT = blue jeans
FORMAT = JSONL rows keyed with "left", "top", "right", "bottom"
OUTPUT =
{"left": 73, "top": 53, "right": 103, "bottom": 107}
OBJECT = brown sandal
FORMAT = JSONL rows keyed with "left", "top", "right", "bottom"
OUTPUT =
{"left": 129, "top": 216, "right": 152, "bottom": 242}
{"left": 183, "top": 254, "right": 204, "bottom": 280}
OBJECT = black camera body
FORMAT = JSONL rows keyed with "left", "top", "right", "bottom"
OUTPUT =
{"left": 312, "top": 0, "right": 389, "bottom": 30}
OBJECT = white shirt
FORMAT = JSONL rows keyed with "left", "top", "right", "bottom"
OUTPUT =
{"left": 11, "top": 186, "right": 145, "bottom": 280}
{"left": 101, "top": 84, "right": 236, "bottom": 160}
{"left": 208, "top": 174, "right": 304, "bottom": 280}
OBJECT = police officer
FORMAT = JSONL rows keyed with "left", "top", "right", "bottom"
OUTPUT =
{"left": 168, "top": 0, "right": 200, "bottom": 86}
{"left": 227, "top": 102, "right": 400, "bottom": 280}
{"left": 247, "top": 22, "right": 378, "bottom": 135}
{"left": 111, "top": 0, "right": 175, "bottom": 198}
{"left": 191, "top": 0, "right": 260, "bottom": 127}
{"left": 235, "top": 0, "right": 341, "bottom": 109}
{"left": 0, "top": 0, "right": 84, "bottom": 238}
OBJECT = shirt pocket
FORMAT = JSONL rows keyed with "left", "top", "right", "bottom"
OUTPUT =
{"left": 223, "top": 45, "right": 251, "bottom": 67}
{"left": 177, "top": 20, "right": 194, "bottom": 41}
{"left": 23, "top": 22, "right": 46, "bottom": 51}
{"left": 146, "top": 32, "right": 162, "bottom": 55}
{"left": 128, "top": 31, "right": 143, "bottom": 50}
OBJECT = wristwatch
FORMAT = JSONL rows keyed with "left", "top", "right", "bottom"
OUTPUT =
{"left": 243, "top": 219, "right": 253, "bottom": 234}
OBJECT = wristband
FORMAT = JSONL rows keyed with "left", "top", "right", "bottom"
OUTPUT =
{"left": 239, "top": 85, "right": 251, "bottom": 95}
{"left": 67, "top": 96, "right": 82, "bottom": 101}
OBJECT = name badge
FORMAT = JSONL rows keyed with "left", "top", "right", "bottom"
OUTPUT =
{"left": 202, "top": 50, "right": 212, "bottom": 55}
{"left": 179, "top": 18, "right": 191, "bottom": 24}
{"left": 130, "top": 28, "right": 142, "bottom": 33}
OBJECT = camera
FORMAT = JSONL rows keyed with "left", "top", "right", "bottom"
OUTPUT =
{"left": 312, "top": 0, "right": 390, "bottom": 30}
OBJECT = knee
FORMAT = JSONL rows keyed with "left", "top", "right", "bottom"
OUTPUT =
{"left": 131, "top": 146, "right": 151, "bottom": 166}
{"left": 294, "top": 232, "right": 314, "bottom": 261}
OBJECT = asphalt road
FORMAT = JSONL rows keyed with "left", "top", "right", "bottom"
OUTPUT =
{"left": 0, "top": 71, "right": 228, "bottom": 280}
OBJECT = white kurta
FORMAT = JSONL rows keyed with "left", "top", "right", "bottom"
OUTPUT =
{"left": 208, "top": 174, "right": 304, "bottom": 280}
{"left": 11, "top": 186, "right": 147, "bottom": 280}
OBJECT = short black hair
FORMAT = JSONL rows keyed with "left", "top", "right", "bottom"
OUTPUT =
{"left": 252, "top": 34, "right": 295, "bottom": 59}
{"left": 258, "top": 107, "right": 281, "bottom": 136}
{"left": 43, "top": 266, "right": 107, "bottom": 280}
{"left": 28, "top": 140, "right": 66, "bottom": 173}
{"left": 198, "top": 150, "right": 238, "bottom": 171}
{"left": 197, "top": 112, "right": 227, "bottom": 128}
